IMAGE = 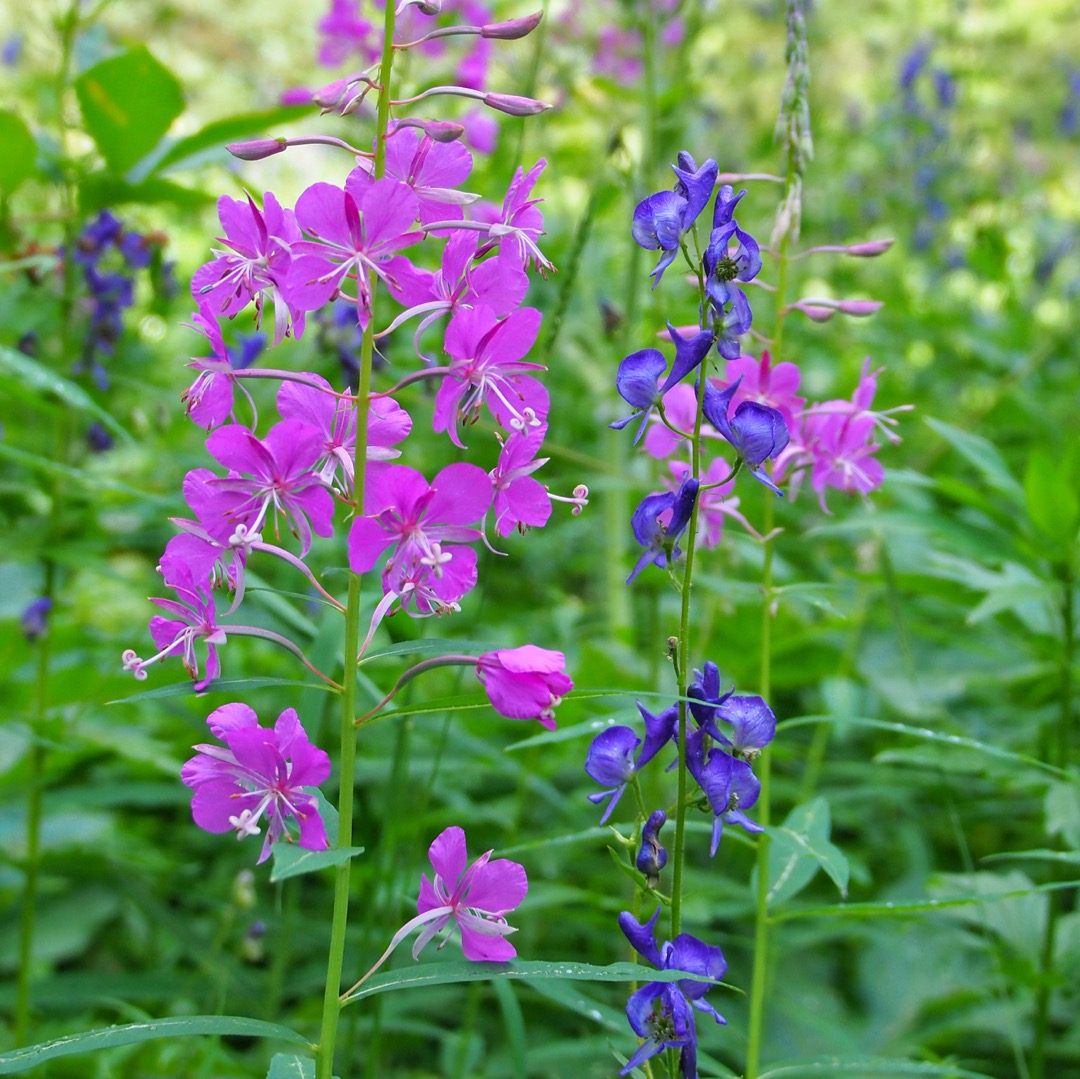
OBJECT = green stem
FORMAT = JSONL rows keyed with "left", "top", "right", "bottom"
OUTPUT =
{"left": 316, "top": 8, "right": 396, "bottom": 1078}
{"left": 1030, "top": 566, "right": 1075, "bottom": 1079}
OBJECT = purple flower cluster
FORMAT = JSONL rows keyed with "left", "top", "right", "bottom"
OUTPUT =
{"left": 66, "top": 211, "right": 170, "bottom": 389}
{"left": 127, "top": 8, "right": 578, "bottom": 868}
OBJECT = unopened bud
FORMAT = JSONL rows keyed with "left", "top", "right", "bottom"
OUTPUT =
{"left": 395, "top": 117, "right": 466, "bottom": 143}
{"left": 483, "top": 93, "right": 551, "bottom": 117}
{"left": 845, "top": 239, "right": 894, "bottom": 257}
{"left": 482, "top": 12, "right": 544, "bottom": 39}
{"left": 226, "top": 138, "right": 287, "bottom": 161}
{"left": 836, "top": 299, "right": 883, "bottom": 317}
{"left": 313, "top": 78, "right": 350, "bottom": 110}
{"left": 793, "top": 303, "right": 835, "bottom": 323}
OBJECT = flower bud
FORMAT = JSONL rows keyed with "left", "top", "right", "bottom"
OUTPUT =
{"left": 226, "top": 138, "right": 287, "bottom": 161}
{"left": 636, "top": 810, "right": 668, "bottom": 887}
{"left": 844, "top": 239, "right": 894, "bottom": 257}
{"left": 483, "top": 93, "right": 551, "bottom": 117}
{"left": 836, "top": 299, "right": 883, "bottom": 317}
{"left": 482, "top": 12, "right": 543, "bottom": 39}
{"left": 394, "top": 117, "right": 466, "bottom": 143}
{"left": 313, "top": 77, "right": 350, "bottom": 110}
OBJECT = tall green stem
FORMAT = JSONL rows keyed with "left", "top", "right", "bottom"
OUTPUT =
{"left": 316, "top": 7, "right": 396, "bottom": 1078}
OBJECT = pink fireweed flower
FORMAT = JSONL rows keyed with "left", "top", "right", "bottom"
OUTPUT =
{"left": 277, "top": 374, "right": 412, "bottom": 493}
{"left": 181, "top": 703, "right": 331, "bottom": 864}
{"left": 489, "top": 426, "right": 551, "bottom": 537}
{"left": 286, "top": 177, "right": 422, "bottom": 328}
{"left": 719, "top": 351, "right": 805, "bottom": 431}
{"left": 351, "top": 126, "right": 478, "bottom": 228}
{"left": 643, "top": 382, "right": 723, "bottom": 460}
{"left": 475, "top": 645, "right": 573, "bottom": 729}
{"left": 434, "top": 303, "right": 548, "bottom": 447}
{"left": 473, "top": 159, "right": 552, "bottom": 274}
{"left": 191, "top": 192, "right": 305, "bottom": 345}
{"left": 200, "top": 420, "right": 337, "bottom": 555}
{"left": 348, "top": 461, "right": 491, "bottom": 612}
{"left": 122, "top": 555, "right": 227, "bottom": 691}
{"left": 414, "top": 825, "right": 528, "bottom": 961}
{"left": 317, "top": 0, "right": 379, "bottom": 66}
{"left": 181, "top": 305, "right": 252, "bottom": 430}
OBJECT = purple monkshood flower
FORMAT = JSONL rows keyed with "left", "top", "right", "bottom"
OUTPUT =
{"left": 712, "top": 183, "right": 747, "bottom": 229}
{"left": 475, "top": 645, "right": 573, "bottom": 729}
{"left": 703, "top": 220, "right": 761, "bottom": 310}
{"left": 618, "top": 908, "right": 727, "bottom": 1079}
{"left": 435, "top": 303, "right": 548, "bottom": 446}
{"left": 277, "top": 375, "right": 412, "bottom": 493}
{"left": 702, "top": 378, "right": 789, "bottom": 495}
{"left": 636, "top": 809, "right": 668, "bottom": 884}
{"left": 687, "top": 660, "right": 734, "bottom": 728}
{"left": 627, "top": 474, "right": 700, "bottom": 583}
{"left": 199, "top": 420, "right": 337, "bottom": 555}
{"left": 686, "top": 729, "right": 764, "bottom": 855}
{"left": 21, "top": 598, "right": 53, "bottom": 641}
{"left": 711, "top": 694, "right": 777, "bottom": 760}
{"left": 414, "top": 825, "right": 528, "bottom": 962}
{"left": 672, "top": 152, "right": 720, "bottom": 237}
{"left": 181, "top": 702, "right": 331, "bottom": 864}
{"left": 489, "top": 426, "right": 551, "bottom": 537}
{"left": 352, "top": 125, "right": 477, "bottom": 229}
{"left": 286, "top": 177, "right": 422, "bottom": 328}
{"left": 585, "top": 701, "right": 678, "bottom": 822}
{"left": 348, "top": 461, "right": 491, "bottom": 614}
{"left": 610, "top": 325, "right": 714, "bottom": 443}
{"left": 192, "top": 192, "right": 305, "bottom": 345}
{"left": 720, "top": 351, "right": 805, "bottom": 431}
{"left": 123, "top": 555, "right": 227, "bottom": 691}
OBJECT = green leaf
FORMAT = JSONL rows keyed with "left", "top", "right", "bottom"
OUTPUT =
{"left": 74, "top": 46, "right": 184, "bottom": 174}
{"left": 757, "top": 1056, "right": 998, "bottom": 1079}
{"left": 505, "top": 716, "right": 622, "bottom": 751}
{"left": 0, "top": 1016, "right": 311, "bottom": 1074}
{"left": 358, "top": 637, "right": 504, "bottom": 665}
{"left": 762, "top": 797, "right": 849, "bottom": 906}
{"left": 0, "top": 346, "right": 132, "bottom": 443}
{"left": 79, "top": 173, "right": 212, "bottom": 212}
{"left": 924, "top": 417, "right": 1024, "bottom": 507}
{"left": 0, "top": 111, "right": 37, "bottom": 194}
{"left": 108, "top": 677, "right": 338, "bottom": 705}
{"left": 340, "top": 959, "right": 714, "bottom": 1006}
{"left": 270, "top": 844, "right": 365, "bottom": 883}
{"left": 147, "top": 104, "right": 313, "bottom": 176}
{"left": 266, "top": 1053, "right": 316, "bottom": 1079}
{"left": 1024, "top": 446, "right": 1080, "bottom": 554}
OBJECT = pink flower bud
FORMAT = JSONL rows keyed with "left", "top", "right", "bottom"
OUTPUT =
{"left": 482, "top": 12, "right": 544, "bottom": 39}
{"left": 313, "top": 78, "right": 350, "bottom": 109}
{"left": 794, "top": 303, "right": 835, "bottom": 323}
{"left": 844, "top": 239, "right": 894, "bottom": 257}
{"left": 226, "top": 138, "right": 287, "bottom": 161}
{"left": 394, "top": 117, "right": 466, "bottom": 143}
{"left": 836, "top": 300, "right": 883, "bottom": 317}
{"left": 483, "top": 93, "right": 551, "bottom": 117}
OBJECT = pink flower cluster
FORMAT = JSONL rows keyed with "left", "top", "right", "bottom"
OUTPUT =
{"left": 126, "top": 110, "right": 582, "bottom": 724}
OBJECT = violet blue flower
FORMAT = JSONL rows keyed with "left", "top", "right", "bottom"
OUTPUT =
{"left": 20, "top": 598, "right": 53, "bottom": 641}
{"left": 712, "top": 695, "right": 777, "bottom": 760}
{"left": 685, "top": 733, "right": 764, "bottom": 855}
{"left": 627, "top": 475, "right": 700, "bottom": 583}
{"left": 181, "top": 702, "right": 331, "bottom": 863}
{"left": 413, "top": 825, "right": 527, "bottom": 962}
{"left": 636, "top": 809, "right": 668, "bottom": 885}
{"left": 702, "top": 378, "right": 789, "bottom": 495}
{"left": 475, "top": 644, "right": 573, "bottom": 729}
{"left": 618, "top": 908, "right": 727, "bottom": 1078}
{"left": 585, "top": 726, "right": 641, "bottom": 824}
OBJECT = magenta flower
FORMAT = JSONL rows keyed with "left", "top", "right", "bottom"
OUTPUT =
{"left": 181, "top": 306, "right": 243, "bottom": 430}
{"left": 286, "top": 177, "right": 421, "bottom": 327}
{"left": 191, "top": 192, "right": 304, "bottom": 345}
{"left": 474, "top": 159, "right": 552, "bottom": 274}
{"left": 122, "top": 555, "right": 227, "bottom": 691}
{"left": 413, "top": 826, "right": 527, "bottom": 961}
{"left": 181, "top": 702, "right": 331, "bottom": 863}
{"left": 201, "top": 420, "right": 337, "bottom": 555}
{"left": 490, "top": 426, "right": 551, "bottom": 537}
{"left": 434, "top": 303, "right": 548, "bottom": 447}
{"left": 277, "top": 374, "right": 412, "bottom": 492}
{"left": 475, "top": 645, "right": 573, "bottom": 729}
{"left": 316, "top": 0, "right": 379, "bottom": 66}
{"left": 351, "top": 126, "right": 477, "bottom": 228}
{"left": 348, "top": 461, "right": 491, "bottom": 612}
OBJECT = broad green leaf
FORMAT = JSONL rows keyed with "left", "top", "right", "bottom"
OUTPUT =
{"left": 148, "top": 104, "right": 312, "bottom": 176}
{"left": 924, "top": 417, "right": 1024, "bottom": 506}
{"left": 79, "top": 173, "right": 212, "bottom": 212}
{"left": 0, "top": 110, "right": 36, "bottom": 194}
{"left": 1024, "top": 446, "right": 1080, "bottom": 553}
{"left": 0, "top": 346, "right": 132, "bottom": 442}
{"left": 269, "top": 844, "right": 365, "bottom": 883}
{"left": 757, "top": 1056, "right": 998, "bottom": 1079}
{"left": 1045, "top": 780, "right": 1080, "bottom": 850}
{"left": 0, "top": 1016, "right": 310, "bottom": 1074}
{"left": 340, "top": 959, "right": 715, "bottom": 1006}
{"left": 266, "top": 1053, "right": 316, "bottom": 1079}
{"left": 761, "top": 797, "right": 848, "bottom": 906}
{"left": 74, "top": 46, "right": 184, "bottom": 174}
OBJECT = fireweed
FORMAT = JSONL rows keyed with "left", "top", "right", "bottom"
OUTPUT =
{"left": 120, "top": 7, "right": 586, "bottom": 1077}
{"left": 584, "top": 6, "right": 907, "bottom": 1068}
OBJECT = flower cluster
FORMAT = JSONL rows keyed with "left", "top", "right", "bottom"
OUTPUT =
{"left": 126, "top": 7, "right": 577, "bottom": 867}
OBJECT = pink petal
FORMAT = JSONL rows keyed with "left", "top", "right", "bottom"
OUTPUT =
{"left": 427, "top": 825, "right": 469, "bottom": 886}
